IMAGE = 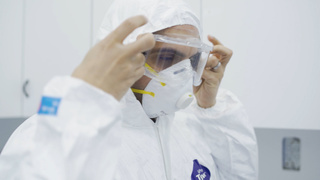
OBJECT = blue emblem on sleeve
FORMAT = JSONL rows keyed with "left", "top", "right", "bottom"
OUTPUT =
{"left": 38, "top": 96, "right": 61, "bottom": 116}
{"left": 191, "top": 159, "right": 211, "bottom": 180}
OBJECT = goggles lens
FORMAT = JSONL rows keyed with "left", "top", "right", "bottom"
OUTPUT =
{"left": 143, "top": 34, "right": 213, "bottom": 86}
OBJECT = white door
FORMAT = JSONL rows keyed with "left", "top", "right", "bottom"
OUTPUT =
{"left": 23, "top": 0, "right": 92, "bottom": 117}
{"left": 0, "top": 0, "right": 24, "bottom": 118}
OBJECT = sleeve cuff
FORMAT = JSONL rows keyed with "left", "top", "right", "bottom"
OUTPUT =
{"left": 38, "top": 76, "right": 122, "bottom": 130}
{"left": 190, "top": 88, "right": 239, "bottom": 120}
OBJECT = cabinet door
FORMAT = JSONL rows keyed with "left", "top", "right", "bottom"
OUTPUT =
{"left": 23, "top": 0, "right": 91, "bottom": 117}
{"left": 0, "top": 0, "right": 23, "bottom": 118}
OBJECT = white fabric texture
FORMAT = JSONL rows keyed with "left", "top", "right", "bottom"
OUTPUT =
{"left": 0, "top": 76, "right": 258, "bottom": 179}
{"left": 96, "top": 0, "right": 202, "bottom": 43}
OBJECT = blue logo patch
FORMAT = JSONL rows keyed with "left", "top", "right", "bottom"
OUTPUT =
{"left": 38, "top": 96, "right": 61, "bottom": 116}
{"left": 191, "top": 159, "right": 211, "bottom": 180}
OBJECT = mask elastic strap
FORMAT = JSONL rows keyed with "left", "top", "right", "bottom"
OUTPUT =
{"left": 131, "top": 88, "right": 155, "bottom": 97}
{"left": 144, "top": 63, "right": 167, "bottom": 86}
{"left": 144, "top": 63, "right": 159, "bottom": 76}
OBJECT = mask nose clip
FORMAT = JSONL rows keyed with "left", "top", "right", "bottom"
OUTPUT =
{"left": 176, "top": 92, "right": 194, "bottom": 109}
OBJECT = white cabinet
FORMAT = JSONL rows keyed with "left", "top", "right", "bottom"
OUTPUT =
{"left": 0, "top": 0, "right": 24, "bottom": 118}
{"left": 22, "top": 0, "right": 91, "bottom": 117}
{"left": 0, "top": 0, "right": 91, "bottom": 118}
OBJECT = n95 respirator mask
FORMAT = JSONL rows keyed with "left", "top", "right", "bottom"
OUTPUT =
{"left": 131, "top": 34, "right": 213, "bottom": 118}
{"left": 132, "top": 59, "right": 194, "bottom": 118}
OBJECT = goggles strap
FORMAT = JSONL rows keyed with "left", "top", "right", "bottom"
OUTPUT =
{"left": 131, "top": 88, "right": 155, "bottom": 97}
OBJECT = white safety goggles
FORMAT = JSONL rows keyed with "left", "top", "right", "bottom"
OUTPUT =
{"left": 143, "top": 34, "right": 213, "bottom": 86}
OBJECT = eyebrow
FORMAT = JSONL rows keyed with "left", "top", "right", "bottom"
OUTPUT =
{"left": 152, "top": 48, "right": 187, "bottom": 58}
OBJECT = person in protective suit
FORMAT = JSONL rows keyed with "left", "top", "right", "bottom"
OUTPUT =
{"left": 0, "top": 0, "right": 258, "bottom": 179}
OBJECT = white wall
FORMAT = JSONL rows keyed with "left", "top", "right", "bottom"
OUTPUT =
{"left": 202, "top": 0, "right": 320, "bottom": 130}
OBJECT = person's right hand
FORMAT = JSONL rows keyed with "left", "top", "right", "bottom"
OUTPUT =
{"left": 72, "top": 15, "right": 155, "bottom": 101}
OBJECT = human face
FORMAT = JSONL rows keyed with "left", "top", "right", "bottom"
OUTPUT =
{"left": 145, "top": 25, "right": 200, "bottom": 72}
{"left": 132, "top": 25, "right": 200, "bottom": 91}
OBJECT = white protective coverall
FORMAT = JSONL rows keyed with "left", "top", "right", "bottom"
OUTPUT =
{"left": 0, "top": 0, "right": 258, "bottom": 179}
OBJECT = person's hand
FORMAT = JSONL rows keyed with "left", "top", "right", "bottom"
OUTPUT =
{"left": 72, "top": 15, "right": 155, "bottom": 101}
{"left": 193, "top": 36, "right": 233, "bottom": 108}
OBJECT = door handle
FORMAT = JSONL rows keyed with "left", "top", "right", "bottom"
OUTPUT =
{"left": 23, "top": 80, "right": 29, "bottom": 98}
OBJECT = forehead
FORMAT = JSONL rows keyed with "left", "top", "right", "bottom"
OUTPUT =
{"left": 155, "top": 25, "right": 200, "bottom": 39}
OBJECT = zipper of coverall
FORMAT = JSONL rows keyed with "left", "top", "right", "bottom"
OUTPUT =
{"left": 154, "top": 118, "right": 170, "bottom": 180}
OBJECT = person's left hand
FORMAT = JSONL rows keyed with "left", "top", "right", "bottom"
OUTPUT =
{"left": 193, "top": 35, "right": 233, "bottom": 108}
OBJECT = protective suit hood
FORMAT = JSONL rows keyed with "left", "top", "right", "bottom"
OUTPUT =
{"left": 96, "top": 0, "right": 202, "bottom": 44}
{"left": 97, "top": 0, "right": 204, "bottom": 118}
